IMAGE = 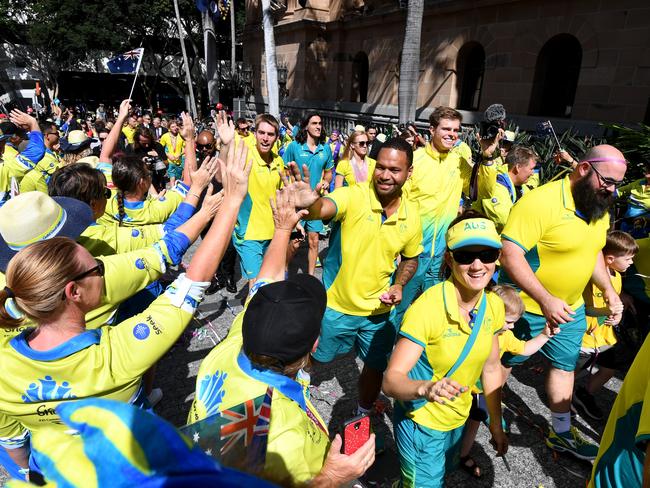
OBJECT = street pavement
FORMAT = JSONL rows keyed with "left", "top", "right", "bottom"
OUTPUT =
{"left": 0, "top": 238, "right": 621, "bottom": 487}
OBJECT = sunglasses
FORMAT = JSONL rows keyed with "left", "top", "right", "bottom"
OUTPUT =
{"left": 589, "top": 163, "right": 625, "bottom": 189}
{"left": 197, "top": 143, "right": 213, "bottom": 150}
{"left": 451, "top": 249, "right": 500, "bottom": 265}
{"left": 355, "top": 141, "right": 368, "bottom": 147}
{"left": 61, "top": 259, "right": 105, "bottom": 299}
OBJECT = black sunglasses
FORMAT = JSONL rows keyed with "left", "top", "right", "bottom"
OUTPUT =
{"left": 589, "top": 163, "right": 625, "bottom": 189}
{"left": 61, "top": 259, "right": 105, "bottom": 299}
{"left": 197, "top": 143, "right": 213, "bottom": 150}
{"left": 355, "top": 141, "right": 368, "bottom": 147}
{"left": 451, "top": 249, "right": 500, "bottom": 265}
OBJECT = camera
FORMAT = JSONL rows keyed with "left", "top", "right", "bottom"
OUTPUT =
{"left": 143, "top": 156, "right": 166, "bottom": 171}
{"left": 479, "top": 104, "right": 506, "bottom": 140}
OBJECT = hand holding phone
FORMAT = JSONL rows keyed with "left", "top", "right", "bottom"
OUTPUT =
{"left": 341, "top": 414, "right": 370, "bottom": 456}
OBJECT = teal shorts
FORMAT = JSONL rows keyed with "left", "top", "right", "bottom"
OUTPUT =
{"left": 166, "top": 163, "right": 183, "bottom": 179}
{"left": 301, "top": 219, "right": 324, "bottom": 233}
{"left": 394, "top": 403, "right": 464, "bottom": 488}
{"left": 313, "top": 307, "right": 396, "bottom": 371}
{"left": 501, "top": 305, "right": 587, "bottom": 371}
{"left": 232, "top": 238, "right": 270, "bottom": 280}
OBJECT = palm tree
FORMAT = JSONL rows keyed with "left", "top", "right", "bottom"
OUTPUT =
{"left": 261, "top": 0, "right": 280, "bottom": 118}
{"left": 398, "top": 0, "right": 424, "bottom": 124}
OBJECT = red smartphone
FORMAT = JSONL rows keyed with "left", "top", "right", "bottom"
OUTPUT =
{"left": 341, "top": 414, "right": 370, "bottom": 455}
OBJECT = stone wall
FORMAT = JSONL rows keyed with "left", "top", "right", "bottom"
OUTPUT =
{"left": 244, "top": 0, "right": 650, "bottom": 125}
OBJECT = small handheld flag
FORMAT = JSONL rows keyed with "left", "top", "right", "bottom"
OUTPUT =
{"left": 107, "top": 48, "right": 144, "bottom": 74}
{"left": 536, "top": 120, "right": 563, "bottom": 151}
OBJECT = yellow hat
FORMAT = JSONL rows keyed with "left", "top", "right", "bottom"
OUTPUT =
{"left": 446, "top": 218, "right": 501, "bottom": 250}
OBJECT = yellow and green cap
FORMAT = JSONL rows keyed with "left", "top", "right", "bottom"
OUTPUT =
{"left": 446, "top": 217, "right": 501, "bottom": 251}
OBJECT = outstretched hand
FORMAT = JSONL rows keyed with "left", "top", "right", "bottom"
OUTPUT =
{"left": 281, "top": 162, "right": 322, "bottom": 209}
{"left": 220, "top": 140, "right": 251, "bottom": 201}
{"left": 199, "top": 184, "right": 224, "bottom": 218}
{"left": 9, "top": 109, "right": 39, "bottom": 132}
{"left": 190, "top": 155, "right": 219, "bottom": 191}
{"left": 117, "top": 99, "right": 132, "bottom": 120}
{"left": 180, "top": 112, "right": 195, "bottom": 140}
{"left": 215, "top": 110, "right": 235, "bottom": 146}
{"left": 271, "top": 186, "right": 309, "bottom": 232}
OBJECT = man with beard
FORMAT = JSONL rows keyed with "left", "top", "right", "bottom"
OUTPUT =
{"left": 285, "top": 137, "right": 422, "bottom": 417}
{"left": 499, "top": 144, "right": 627, "bottom": 460}
{"left": 282, "top": 112, "right": 334, "bottom": 275}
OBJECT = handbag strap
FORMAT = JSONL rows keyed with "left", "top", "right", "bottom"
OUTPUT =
{"left": 444, "top": 292, "right": 488, "bottom": 379}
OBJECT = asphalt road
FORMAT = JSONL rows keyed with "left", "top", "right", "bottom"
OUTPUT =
{"left": 0, "top": 238, "right": 621, "bottom": 487}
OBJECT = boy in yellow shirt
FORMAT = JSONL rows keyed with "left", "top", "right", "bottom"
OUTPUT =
{"left": 573, "top": 230, "right": 637, "bottom": 420}
{"left": 459, "top": 285, "right": 555, "bottom": 478}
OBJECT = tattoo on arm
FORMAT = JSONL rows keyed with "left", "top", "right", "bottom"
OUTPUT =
{"left": 395, "top": 256, "right": 418, "bottom": 287}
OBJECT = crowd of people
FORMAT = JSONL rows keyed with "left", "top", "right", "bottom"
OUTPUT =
{"left": 0, "top": 97, "right": 649, "bottom": 488}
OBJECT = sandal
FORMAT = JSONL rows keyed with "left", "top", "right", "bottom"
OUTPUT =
{"left": 460, "top": 455, "right": 482, "bottom": 478}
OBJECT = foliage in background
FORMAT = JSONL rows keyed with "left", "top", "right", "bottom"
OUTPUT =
{"left": 461, "top": 123, "right": 605, "bottom": 185}
{"left": 603, "top": 124, "right": 650, "bottom": 181}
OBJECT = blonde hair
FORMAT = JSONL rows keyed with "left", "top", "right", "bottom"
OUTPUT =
{"left": 491, "top": 285, "right": 525, "bottom": 318}
{"left": 62, "top": 147, "right": 93, "bottom": 166}
{"left": 341, "top": 130, "right": 368, "bottom": 161}
{"left": 0, "top": 238, "right": 84, "bottom": 328}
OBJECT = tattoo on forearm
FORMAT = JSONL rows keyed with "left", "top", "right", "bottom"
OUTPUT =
{"left": 395, "top": 256, "right": 418, "bottom": 286}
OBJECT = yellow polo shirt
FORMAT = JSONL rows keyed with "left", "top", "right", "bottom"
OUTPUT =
{"left": 404, "top": 143, "right": 471, "bottom": 259}
{"left": 233, "top": 146, "right": 284, "bottom": 242}
{"left": 479, "top": 172, "right": 517, "bottom": 232}
{"left": 336, "top": 157, "right": 375, "bottom": 187}
{"left": 122, "top": 126, "right": 136, "bottom": 145}
{"left": 589, "top": 334, "right": 650, "bottom": 487}
{"left": 19, "top": 149, "right": 62, "bottom": 193}
{"left": 99, "top": 182, "right": 188, "bottom": 226}
{"left": 476, "top": 156, "right": 507, "bottom": 204}
{"left": 322, "top": 184, "right": 423, "bottom": 316}
{"left": 78, "top": 221, "right": 164, "bottom": 257}
{"left": 617, "top": 178, "right": 650, "bottom": 217}
{"left": 501, "top": 177, "right": 610, "bottom": 315}
{"left": 159, "top": 132, "right": 185, "bottom": 165}
{"left": 399, "top": 280, "right": 504, "bottom": 430}
{"left": 582, "top": 271, "right": 621, "bottom": 349}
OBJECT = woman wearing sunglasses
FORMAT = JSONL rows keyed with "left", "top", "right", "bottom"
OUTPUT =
{"left": 0, "top": 143, "right": 250, "bottom": 480}
{"left": 334, "top": 130, "right": 376, "bottom": 189}
{"left": 383, "top": 210, "right": 508, "bottom": 488}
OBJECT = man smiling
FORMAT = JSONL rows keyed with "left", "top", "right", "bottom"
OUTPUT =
{"left": 394, "top": 107, "right": 472, "bottom": 323}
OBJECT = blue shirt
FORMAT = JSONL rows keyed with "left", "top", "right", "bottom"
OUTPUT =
{"left": 282, "top": 141, "right": 333, "bottom": 190}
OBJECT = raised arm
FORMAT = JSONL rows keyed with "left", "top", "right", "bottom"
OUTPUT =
{"left": 100, "top": 99, "right": 131, "bottom": 162}
{"left": 186, "top": 143, "right": 250, "bottom": 282}
{"left": 283, "top": 162, "right": 337, "bottom": 220}
{"left": 180, "top": 112, "right": 196, "bottom": 186}
{"left": 256, "top": 186, "right": 308, "bottom": 282}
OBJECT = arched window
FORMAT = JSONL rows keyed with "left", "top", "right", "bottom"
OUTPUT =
{"left": 529, "top": 34, "right": 582, "bottom": 118}
{"left": 351, "top": 52, "right": 369, "bottom": 103}
{"left": 456, "top": 42, "right": 485, "bottom": 111}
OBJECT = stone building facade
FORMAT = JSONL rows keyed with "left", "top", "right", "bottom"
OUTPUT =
{"left": 243, "top": 0, "right": 650, "bottom": 126}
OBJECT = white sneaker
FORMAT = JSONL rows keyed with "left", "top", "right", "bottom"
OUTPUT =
{"left": 147, "top": 388, "right": 163, "bottom": 407}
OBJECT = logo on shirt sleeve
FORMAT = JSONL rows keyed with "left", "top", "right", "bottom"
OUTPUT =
{"left": 133, "top": 323, "right": 150, "bottom": 340}
{"left": 197, "top": 370, "right": 228, "bottom": 417}
{"left": 135, "top": 258, "right": 146, "bottom": 270}
{"left": 131, "top": 229, "right": 140, "bottom": 237}
{"left": 22, "top": 376, "right": 76, "bottom": 403}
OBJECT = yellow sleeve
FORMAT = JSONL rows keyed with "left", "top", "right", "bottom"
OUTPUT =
{"left": 85, "top": 244, "right": 167, "bottom": 328}
{"left": 324, "top": 186, "right": 353, "bottom": 222}
{"left": 337, "top": 159, "right": 351, "bottom": 179}
{"left": 616, "top": 180, "right": 640, "bottom": 200}
{"left": 498, "top": 330, "right": 526, "bottom": 356}
{"left": 402, "top": 219, "right": 424, "bottom": 259}
{"left": 480, "top": 183, "right": 513, "bottom": 232}
{"left": 102, "top": 292, "right": 193, "bottom": 381}
{"left": 0, "top": 411, "right": 29, "bottom": 449}
{"left": 635, "top": 374, "right": 650, "bottom": 448}
{"left": 139, "top": 189, "right": 185, "bottom": 224}
{"left": 79, "top": 223, "right": 165, "bottom": 257}
{"left": 400, "top": 292, "right": 438, "bottom": 346}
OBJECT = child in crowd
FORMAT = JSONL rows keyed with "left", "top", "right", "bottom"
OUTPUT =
{"left": 459, "top": 285, "right": 556, "bottom": 478}
{"left": 573, "top": 231, "right": 637, "bottom": 420}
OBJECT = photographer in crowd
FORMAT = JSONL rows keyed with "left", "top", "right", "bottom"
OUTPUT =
{"left": 125, "top": 126, "right": 168, "bottom": 193}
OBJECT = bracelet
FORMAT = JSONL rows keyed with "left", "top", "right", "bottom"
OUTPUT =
{"left": 189, "top": 192, "right": 201, "bottom": 199}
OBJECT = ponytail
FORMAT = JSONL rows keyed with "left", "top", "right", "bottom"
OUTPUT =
{"left": 0, "top": 287, "right": 22, "bottom": 329}
{"left": 117, "top": 191, "right": 126, "bottom": 226}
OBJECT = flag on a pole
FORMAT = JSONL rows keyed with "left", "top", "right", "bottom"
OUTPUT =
{"left": 107, "top": 48, "right": 144, "bottom": 74}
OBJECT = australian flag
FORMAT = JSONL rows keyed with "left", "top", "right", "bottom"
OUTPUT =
{"left": 536, "top": 120, "right": 554, "bottom": 137}
{"left": 107, "top": 48, "right": 144, "bottom": 74}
